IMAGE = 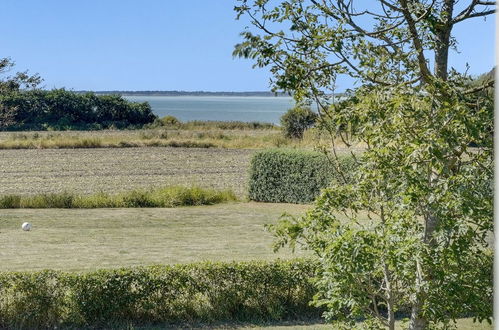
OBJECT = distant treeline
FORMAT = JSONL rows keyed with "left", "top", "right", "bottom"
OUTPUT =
{"left": 0, "top": 89, "right": 157, "bottom": 130}
{"left": 81, "top": 90, "right": 293, "bottom": 97}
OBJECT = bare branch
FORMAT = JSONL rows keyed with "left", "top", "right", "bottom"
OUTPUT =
{"left": 454, "top": 8, "right": 495, "bottom": 22}
{"left": 380, "top": 0, "right": 404, "bottom": 12}
{"left": 463, "top": 79, "right": 494, "bottom": 94}
{"left": 453, "top": 0, "right": 496, "bottom": 23}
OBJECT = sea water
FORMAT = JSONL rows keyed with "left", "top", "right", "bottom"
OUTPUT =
{"left": 124, "top": 96, "right": 296, "bottom": 124}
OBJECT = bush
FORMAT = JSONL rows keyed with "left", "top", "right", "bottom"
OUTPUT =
{"left": 0, "top": 89, "right": 157, "bottom": 130}
{"left": 0, "top": 259, "right": 321, "bottom": 328}
{"left": 158, "top": 115, "right": 181, "bottom": 128}
{"left": 280, "top": 107, "right": 318, "bottom": 139}
{"left": 249, "top": 149, "right": 354, "bottom": 203}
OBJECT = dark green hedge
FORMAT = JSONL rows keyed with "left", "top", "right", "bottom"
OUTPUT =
{"left": 249, "top": 149, "right": 355, "bottom": 203}
{"left": 0, "top": 259, "right": 321, "bottom": 329}
{"left": 0, "top": 89, "right": 156, "bottom": 130}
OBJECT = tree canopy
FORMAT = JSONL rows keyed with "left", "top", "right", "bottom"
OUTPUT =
{"left": 0, "top": 58, "right": 156, "bottom": 130}
{"left": 235, "top": 1, "right": 494, "bottom": 329}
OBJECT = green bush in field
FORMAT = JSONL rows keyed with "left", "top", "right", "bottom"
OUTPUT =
{"left": 249, "top": 149, "right": 354, "bottom": 203}
{"left": 159, "top": 115, "right": 181, "bottom": 127}
{"left": 0, "top": 186, "right": 237, "bottom": 209}
{"left": 280, "top": 107, "right": 318, "bottom": 139}
{"left": 0, "top": 259, "right": 321, "bottom": 328}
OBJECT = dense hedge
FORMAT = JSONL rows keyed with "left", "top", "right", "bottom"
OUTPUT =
{"left": 0, "top": 259, "right": 321, "bottom": 329}
{"left": 248, "top": 149, "right": 355, "bottom": 203}
{"left": 0, "top": 89, "right": 156, "bottom": 130}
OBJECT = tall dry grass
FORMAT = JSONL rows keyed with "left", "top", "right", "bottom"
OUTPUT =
{"left": 0, "top": 186, "right": 237, "bottom": 209}
{"left": 0, "top": 128, "right": 335, "bottom": 149}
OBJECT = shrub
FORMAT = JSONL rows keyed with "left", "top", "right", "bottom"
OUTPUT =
{"left": 249, "top": 149, "right": 354, "bottom": 203}
{"left": 159, "top": 115, "right": 181, "bottom": 128}
{"left": 0, "top": 259, "right": 321, "bottom": 328}
{"left": 0, "top": 89, "right": 157, "bottom": 131}
{"left": 280, "top": 107, "right": 318, "bottom": 139}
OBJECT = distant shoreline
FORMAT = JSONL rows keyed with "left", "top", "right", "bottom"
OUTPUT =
{"left": 75, "top": 90, "right": 347, "bottom": 98}
{"left": 76, "top": 91, "right": 292, "bottom": 97}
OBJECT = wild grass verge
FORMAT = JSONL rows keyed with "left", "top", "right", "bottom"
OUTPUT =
{"left": 152, "top": 119, "right": 277, "bottom": 130}
{"left": 0, "top": 137, "right": 216, "bottom": 149}
{"left": 0, "top": 186, "right": 237, "bottom": 209}
{"left": 0, "top": 127, "right": 346, "bottom": 149}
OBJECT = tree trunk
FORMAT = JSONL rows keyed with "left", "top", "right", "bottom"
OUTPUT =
{"left": 409, "top": 302, "right": 428, "bottom": 330}
{"left": 434, "top": 29, "right": 451, "bottom": 80}
{"left": 408, "top": 194, "right": 441, "bottom": 329}
{"left": 434, "top": 0, "right": 455, "bottom": 80}
{"left": 387, "top": 299, "right": 395, "bottom": 330}
{"left": 410, "top": 4, "right": 455, "bottom": 327}
{"left": 409, "top": 255, "right": 430, "bottom": 330}
{"left": 383, "top": 265, "right": 396, "bottom": 330}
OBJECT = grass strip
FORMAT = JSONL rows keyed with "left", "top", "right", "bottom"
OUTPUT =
{"left": 0, "top": 186, "right": 237, "bottom": 209}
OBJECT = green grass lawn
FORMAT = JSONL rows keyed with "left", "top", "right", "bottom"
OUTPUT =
{"left": 127, "top": 317, "right": 493, "bottom": 329}
{"left": 0, "top": 202, "right": 309, "bottom": 271}
{"left": 254, "top": 318, "right": 492, "bottom": 329}
{"left": 250, "top": 318, "right": 492, "bottom": 329}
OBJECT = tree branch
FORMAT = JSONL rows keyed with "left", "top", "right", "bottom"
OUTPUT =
{"left": 397, "top": 0, "right": 433, "bottom": 84}
{"left": 463, "top": 79, "right": 494, "bottom": 94}
{"left": 453, "top": 0, "right": 495, "bottom": 23}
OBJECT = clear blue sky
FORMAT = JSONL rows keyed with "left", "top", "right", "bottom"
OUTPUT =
{"left": 0, "top": 1, "right": 495, "bottom": 92}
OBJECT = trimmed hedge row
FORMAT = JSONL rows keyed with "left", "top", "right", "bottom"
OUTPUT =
{"left": 0, "top": 259, "right": 321, "bottom": 329}
{"left": 248, "top": 149, "right": 355, "bottom": 203}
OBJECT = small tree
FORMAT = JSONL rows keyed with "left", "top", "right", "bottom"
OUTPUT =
{"left": 0, "top": 58, "right": 42, "bottom": 129}
{"left": 280, "top": 107, "right": 317, "bottom": 139}
{"left": 235, "top": 1, "right": 494, "bottom": 329}
{"left": 0, "top": 57, "right": 42, "bottom": 93}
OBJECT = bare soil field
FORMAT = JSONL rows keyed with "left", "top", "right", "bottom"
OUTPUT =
{"left": 0, "top": 147, "right": 253, "bottom": 197}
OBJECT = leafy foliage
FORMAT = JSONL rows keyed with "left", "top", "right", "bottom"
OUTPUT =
{"left": 248, "top": 149, "right": 354, "bottom": 203}
{"left": 269, "top": 84, "right": 494, "bottom": 328}
{"left": 280, "top": 107, "right": 318, "bottom": 139}
{"left": 0, "top": 88, "right": 156, "bottom": 130}
{"left": 0, "top": 259, "right": 320, "bottom": 328}
{"left": 157, "top": 115, "right": 181, "bottom": 128}
{"left": 0, "top": 57, "right": 42, "bottom": 94}
{"left": 235, "top": 0, "right": 495, "bottom": 328}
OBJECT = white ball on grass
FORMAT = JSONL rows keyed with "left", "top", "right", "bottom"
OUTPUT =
{"left": 21, "top": 222, "right": 32, "bottom": 231}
